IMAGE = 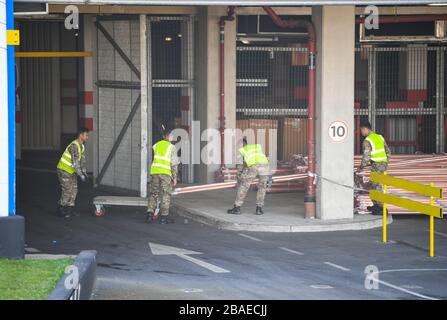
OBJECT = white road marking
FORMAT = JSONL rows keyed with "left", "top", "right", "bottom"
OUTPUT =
{"left": 372, "top": 268, "right": 447, "bottom": 300}
{"left": 375, "top": 278, "right": 438, "bottom": 300}
{"left": 237, "top": 233, "right": 262, "bottom": 242}
{"left": 375, "top": 239, "right": 397, "bottom": 244}
{"left": 324, "top": 262, "right": 351, "bottom": 272}
{"left": 426, "top": 229, "right": 447, "bottom": 238}
{"left": 179, "top": 254, "right": 230, "bottom": 273}
{"left": 24, "top": 247, "right": 40, "bottom": 253}
{"left": 182, "top": 288, "right": 204, "bottom": 293}
{"left": 379, "top": 268, "right": 447, "bottom": 274}
{"left": 401, "top": 285, "right": 423, "bottom": 290}
{"left": 310, "top": 284, "right": 334, "bottom": 289}
{"left": 279, "top": 247, "right": 304, "bottom": 256}
{"left": 148, "top": 242, "right": 230, "bottom": 274}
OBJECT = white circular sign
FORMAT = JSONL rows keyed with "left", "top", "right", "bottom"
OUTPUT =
{"left": 328, "top": 121, "right": 348, "bottom": 142}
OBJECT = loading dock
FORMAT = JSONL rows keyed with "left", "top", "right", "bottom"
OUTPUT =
{"left": 1, "top": 1, "right": 447, "bottom": 257}
{"left": 8, "top": 5, "right": 447, "bottom": 220}
{"left": 2, "top": 0, "right": 447, "bottom": 302}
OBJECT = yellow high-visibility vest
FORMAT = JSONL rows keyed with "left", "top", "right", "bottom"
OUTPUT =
{"left": 150, "top": 140, "right": 174, "bottom": 176}
{"left": 239, "top": 144, "right": 269, "bottom": 168}
{"left": 365, "top": 133, "right": 388, "bottom": 163}
{"left": 57, "top": 140, "right": 84, "bottom": 174}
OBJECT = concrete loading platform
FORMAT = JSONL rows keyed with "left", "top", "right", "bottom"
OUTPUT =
{"left": 94, "top": 189, "right": 390, "bottom": 233}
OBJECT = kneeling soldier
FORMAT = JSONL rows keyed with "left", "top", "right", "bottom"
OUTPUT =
{"left": 228, "top": 137, "right": 270, "bottom": 215}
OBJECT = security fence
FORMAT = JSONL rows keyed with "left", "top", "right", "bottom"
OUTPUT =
{"left": 236, "top": 45, "right": 309, "bottom": 162}
{"left": 354, "top": 45, "right": 446, "bottom": 154}
{"left": 150, "top": 16, "right": 194, "bottom": 183}
{"left": 236, "top": 44, "right": 447, "bottom": 162}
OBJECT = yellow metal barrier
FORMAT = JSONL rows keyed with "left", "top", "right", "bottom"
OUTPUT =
{"left": 15, "top": 51, "right": 93, "bottom": 58}
{"left": 370, "top": 171, "right": 443, "bottom": 257}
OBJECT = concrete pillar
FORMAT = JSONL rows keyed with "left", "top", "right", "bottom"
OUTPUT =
{"left": 81, "top": 15, "right": 95, "bottom": 172}
{"left": 313, "top": 6, "right": 355, "bottom": 220}
{"left": 195, "top": 6, "right": 236, "bottom": 183}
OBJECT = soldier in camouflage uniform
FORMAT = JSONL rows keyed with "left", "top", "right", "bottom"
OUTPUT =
{"left": 56, "top": 127, "right": 89, "bottom": 218}
{"left": 227, "top": 137, "right": 270, "bottom": 215}
{"left": 147, "top": 129, "right": 179, "bottom": 224}
{"left": 357, "top": 121, "right": 391, "bottom": 215}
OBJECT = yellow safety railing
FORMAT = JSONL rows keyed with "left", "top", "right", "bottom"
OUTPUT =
{"left": 15, "top": 51, "right": 93, "bottom": 58}
{"left": 370, "top": 171, "right": 443, "bottom": 257}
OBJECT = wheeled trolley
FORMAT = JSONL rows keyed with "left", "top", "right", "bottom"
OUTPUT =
{"left": 93, "top": 196, "right": 149, "bottom": 217}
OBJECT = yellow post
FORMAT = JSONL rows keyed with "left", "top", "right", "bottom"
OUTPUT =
{"left": 430, "top": 183, "right": 435, "bottom": 257}
{"left": 383, "top": 171, "right": 388, "bottom": 243}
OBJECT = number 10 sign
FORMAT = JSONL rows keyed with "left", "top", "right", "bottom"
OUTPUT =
{"left": 328, "top": 121, "right": 348, "bottom": 143}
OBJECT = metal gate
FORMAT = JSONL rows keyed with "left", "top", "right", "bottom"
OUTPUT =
{"left": 236, "top": 45, "right": 309, "bottom": 164}
{"left": 354, "top": 45, "right": 446, "bottom": 154}
{"left": 150, "top": 16, "right": 194, "bottom": 184}
{"left": 237, "top": 43, "right": 447, "bottom": 162}
{"left": 95, "top": 15, "right": 194, "bottom": 193}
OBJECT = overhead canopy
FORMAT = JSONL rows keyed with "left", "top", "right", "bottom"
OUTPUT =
{"left": 12, "top": 0, "right": 447, "bottom": 6}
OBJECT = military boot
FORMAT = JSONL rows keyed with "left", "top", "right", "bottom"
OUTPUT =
{"left": 371, "top": 205, "right": 388, "bottom": 216}
{"left": 146, "top": 211, "right": 156, "bottom": 224}
{"left": 367, "top": 204, "right": 378, "bottom": 212}
{"left": 159, "top": 216, "right": 175, "bottom": 224}
{"left": 227, "top": 205, "right": 241, "bottom": 215}
{"left": 58, "top": 205, "right": 71, "bottom": 218}
{"left": 66, "top": 206, "right": 80, "bottom": 217}
{"left": 255, "top": 206, "right": 264, "bottom": 215}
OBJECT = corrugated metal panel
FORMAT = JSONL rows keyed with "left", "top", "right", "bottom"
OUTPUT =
{"left": 97, "top": 19, "right": 141, "bottom": 191}
{"left": 19, "top": 21, "right": 59, "bottom": 150}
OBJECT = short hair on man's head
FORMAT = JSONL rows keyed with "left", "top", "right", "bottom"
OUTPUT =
{"left": 163, "top": 128, "right": 172, "bottom": 137}
{"left": 77, "top": 127, "right": 89, "bottom": 136}
{"left": 360, "top": 121, "right": 372, "bottom": 130}
{"left": 242, "top": 136, "right": 248, "bottom": 145}
{"left": 161, "top": 124, "right": 172, "bottom": 137}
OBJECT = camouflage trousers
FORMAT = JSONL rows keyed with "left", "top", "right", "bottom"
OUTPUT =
{"left": 57, "top": 169, "right": 78, "bottom": 207}
{"left": 147, "top": 174, "right": 173, "bottom": 216}
{"left": 234, "top": 164, "right": 269, "bottom": 207}
{"left": 370, "top": 162, "right": 388, "bottom": 205}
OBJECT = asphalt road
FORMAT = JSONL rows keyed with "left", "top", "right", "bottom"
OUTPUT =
{"left": 17, "top": 168, "right": 447, "bottom": 300}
